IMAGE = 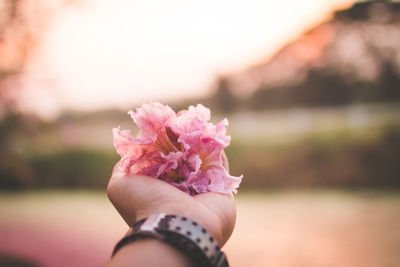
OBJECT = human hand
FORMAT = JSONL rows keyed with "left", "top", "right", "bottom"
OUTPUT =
{"left": 107, "top": 152, "right": 236, "bottom": 247}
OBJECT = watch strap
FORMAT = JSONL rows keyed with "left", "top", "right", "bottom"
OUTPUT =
{"left": 112, "top": 213, "right": 229, "bottom": 267}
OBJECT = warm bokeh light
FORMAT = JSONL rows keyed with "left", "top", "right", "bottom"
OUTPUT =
{"left": 2, "top": 1, "right": 400, "bottom": 267}
{"left": 20, "top": 0, "right": 352, "bottom": 119}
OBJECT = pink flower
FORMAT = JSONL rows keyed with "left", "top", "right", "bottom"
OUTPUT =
{"left": 112, "top": 102, "right": 242, "bottom": 195}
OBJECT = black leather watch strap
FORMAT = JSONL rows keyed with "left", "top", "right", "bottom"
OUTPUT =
{"left": 112, "top": 213, "right": 229, "bottom": 267}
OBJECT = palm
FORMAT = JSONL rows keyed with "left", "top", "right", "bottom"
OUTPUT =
{"left": 107, "top": 168, "right": 236, "bottom": 247}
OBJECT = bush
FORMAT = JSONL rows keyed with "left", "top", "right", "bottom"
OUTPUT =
{"left": 0, "top": 150, "right": 118, "bottom": 190}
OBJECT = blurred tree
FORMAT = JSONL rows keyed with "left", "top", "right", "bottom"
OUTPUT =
{"left": 0, "top": 0, "right": 59, "bottom": 112}
{"left": 0, "top": 0, "right": 51, "bottom": 158}
{"left": 227, "top": 1, "right": 400, "bottom": 111}
{"left": 0, "top": 0, "right": 80, "bottom": 190}
{"left": 213, "top": 77, "right": 236, "bottom": 113}
{"left": 379, "top": 61, "right": 400, "bottom": 100}
{"left": 0, "top": 0, "right": 82, "bottom": 114}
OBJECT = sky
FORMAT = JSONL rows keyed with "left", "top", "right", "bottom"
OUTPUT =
{"left": 20, "top": 0, "right": 353, "bottom": 119}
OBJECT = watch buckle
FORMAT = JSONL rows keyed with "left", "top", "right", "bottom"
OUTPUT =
{"left": 140, "top": 213, "right": 166, "bottom": 233}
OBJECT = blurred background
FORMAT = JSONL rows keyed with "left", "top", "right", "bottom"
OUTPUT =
{"left": 1, "top": 0, "right": 400, "bottom": 266}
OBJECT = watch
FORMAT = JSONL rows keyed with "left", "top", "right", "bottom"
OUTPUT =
{"left": 112, "top": 213, "right": 229, "bottom": 267}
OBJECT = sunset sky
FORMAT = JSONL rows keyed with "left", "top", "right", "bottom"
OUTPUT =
{"left": 20, "top": 0, "right": 353, "bottom": 119}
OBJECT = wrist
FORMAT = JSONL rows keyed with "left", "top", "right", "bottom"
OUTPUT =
{"left": 112, "top": 213, "right": 230, "bottom": 267}
{"left": 107, "top": 239, "right": 194, "bottom": 267}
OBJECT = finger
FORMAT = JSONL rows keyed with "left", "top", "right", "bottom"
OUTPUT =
{"left": 107, "top": 174, "right": 191, "bottom": 225}
{"left": 194, "top": 192, "right": 236, "bottom": 245}
{"left": 109, "top": 161, "right": 125, "bottom": 183}
{"left": 194, "top": 192, "right": 235, "bottom": 219}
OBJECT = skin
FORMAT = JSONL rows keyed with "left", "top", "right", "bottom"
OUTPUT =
{"left": 105, "top": 153, "right": 236, "bottom": 266}
{"left": 106, "top": 239, "right": 195, "bottom": 267}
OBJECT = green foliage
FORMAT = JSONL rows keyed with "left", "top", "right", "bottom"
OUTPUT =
{"left": 1, "top": 125, "right": 400, "bottom": 191}
{"left": 0, "top": 150, "right": 118, "bottom": 190}
{"left": 226, "top": 124, "right": 400, "bottom": 189}
{"left": 0, "top": 254, "right": 38, "bottom": 267}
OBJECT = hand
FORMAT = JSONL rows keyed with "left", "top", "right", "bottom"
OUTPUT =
{"left": 107, "top": 153, "right": 236, "bottom": 247}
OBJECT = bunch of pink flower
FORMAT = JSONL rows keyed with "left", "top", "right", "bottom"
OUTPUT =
{"left": 112, "top": 102, "right": 242, "bottom": 195}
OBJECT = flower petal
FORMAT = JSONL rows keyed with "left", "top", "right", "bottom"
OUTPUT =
{"left": 157, "top": 151, "right": 183, "bottom": 177}
{"left": 112, "top": 126, "right": 134, "bottom": 157}
{"left": 113, "top": 102, "right": 243, "bottom": 195}
{"left": 112, "top": 127, "right": 144, "bottom": 172}
{"left": 207, "top": 167, "right": 242, "bottom": 194}
{"left": 128, "top": 102, "right": 176, "bottom": 144}
{"left": 187, "top": 170, "right": 209, "bottom": 194}
{"left": 179, "top": 131, "right": 224, "bottom": 172}
{"left": 171, "top": 104, "right": 210, "bottom": 134}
